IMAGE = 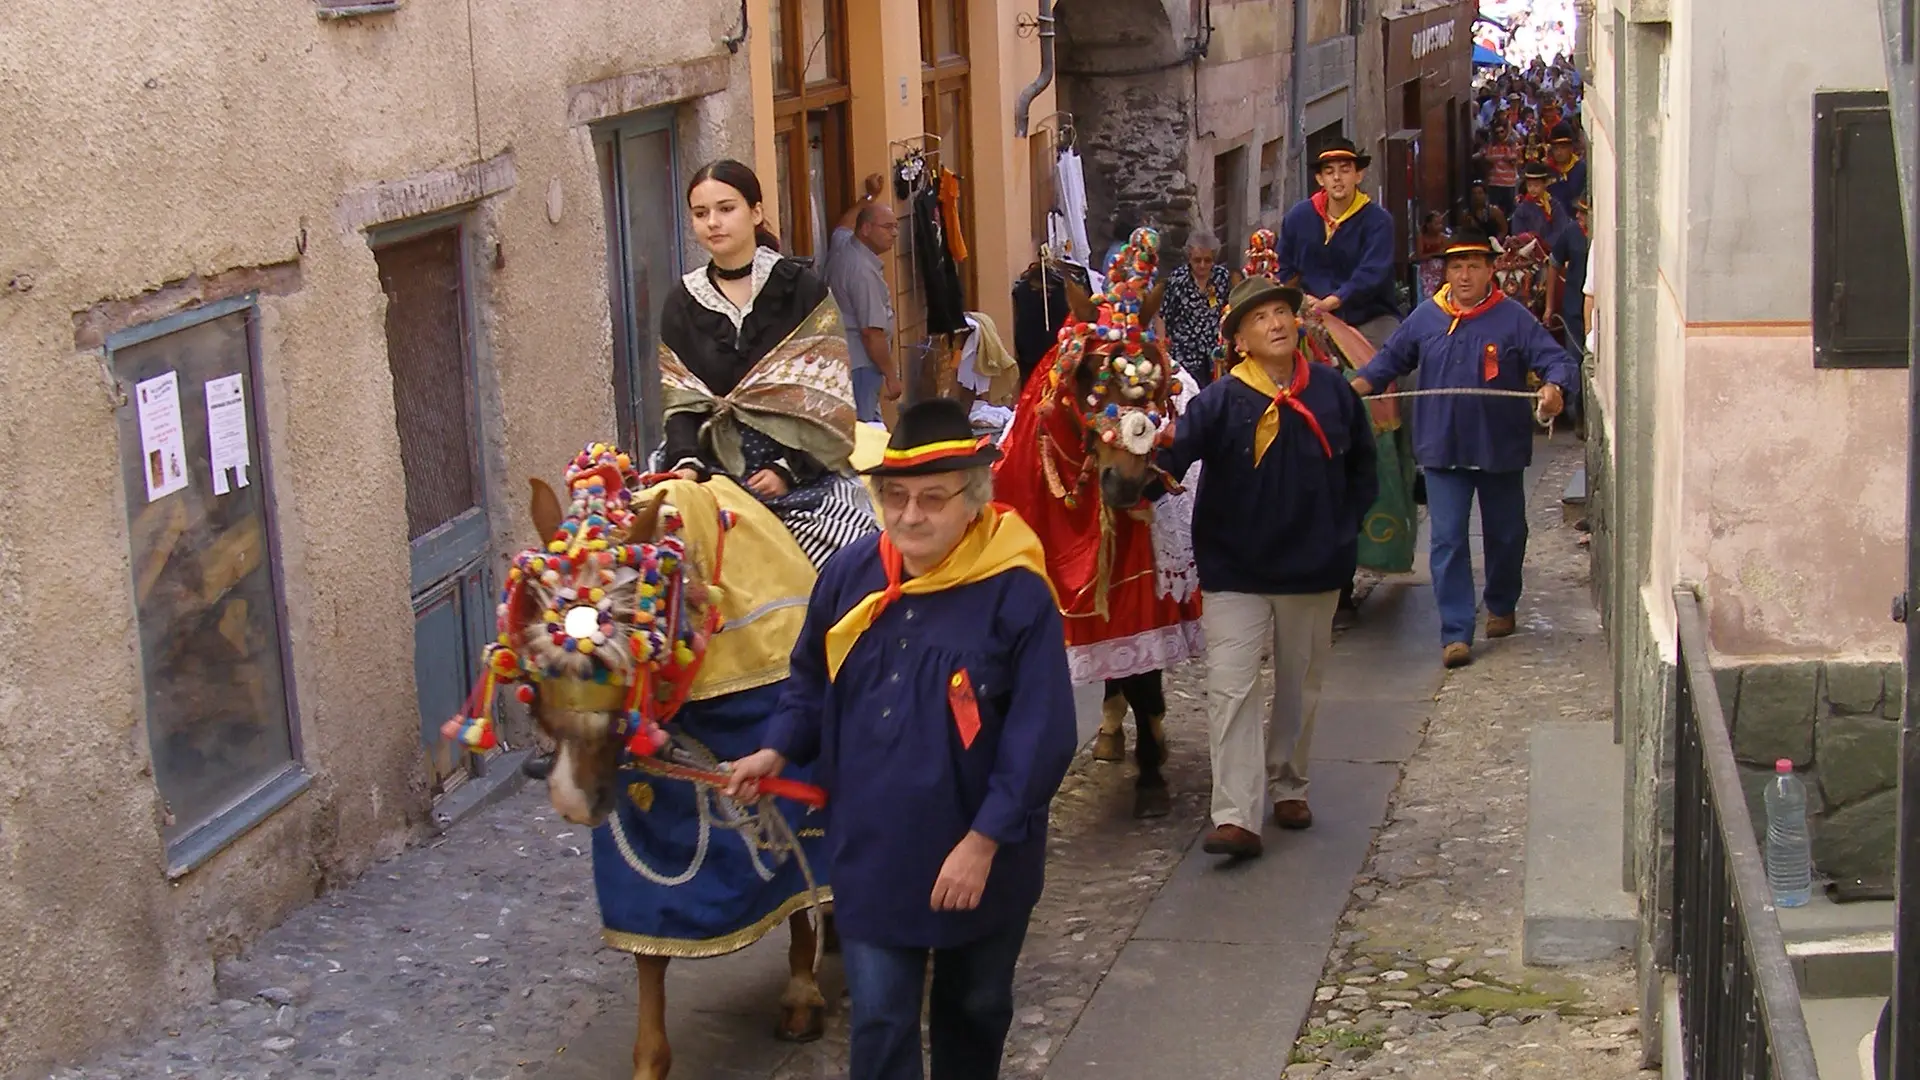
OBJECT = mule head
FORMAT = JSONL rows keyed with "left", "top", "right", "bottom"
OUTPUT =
{"left": 508, "top": 449, "right": 712, "bottom": 827}
{"left": 1063, "top": 278, "right": 1174, "bottom": 509}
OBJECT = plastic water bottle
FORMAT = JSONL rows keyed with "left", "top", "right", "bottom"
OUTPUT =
{"left": 1764, "top": 758, "right": 1813, "bottom": 908}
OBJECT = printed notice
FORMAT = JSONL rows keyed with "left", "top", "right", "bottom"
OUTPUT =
{"left": 135, "top": 371, "right": 190, "bottom": 502}
{"left": 204, "top": 373, "right": 252, "bottom": 496}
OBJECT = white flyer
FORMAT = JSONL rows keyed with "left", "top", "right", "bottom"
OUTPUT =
{"left": 135, "top": 371, "right": 190, "bottom": 502}
{"left": 204, "top": 373, "right": 252, "bottom": 496}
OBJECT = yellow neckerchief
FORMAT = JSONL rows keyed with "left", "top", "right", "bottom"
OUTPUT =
{"left": 1553, "top": 153, "right": 1582, "bottom": 180}
{"left": 1432, "top": 283, "right": 1507, "bottom": 335}
{"left": 1314, "top": 191, "right": 1374, "bottom": 243}
{"left": 1228, "top": 357, "right": 1331, "bottom": 464}
{"left": 824, "top": 504, "right": 1056, "bottom": 681}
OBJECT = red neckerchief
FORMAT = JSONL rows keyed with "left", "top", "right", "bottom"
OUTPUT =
{"left": 1434, "top": 285, "right": 1507, "bottom": 335}
{"left": 1310, "top": 191, "right": 1368, "bottom": 242}
{"left": 1276, "top": 359, "right": 1333, "bottom": 458}
{"left": 1521, "top": 192, "right": 1555, "bottom": 223}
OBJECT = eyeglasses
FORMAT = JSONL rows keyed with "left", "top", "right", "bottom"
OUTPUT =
{"left": 877, "top": 485, "right": 965, "bottom": 514}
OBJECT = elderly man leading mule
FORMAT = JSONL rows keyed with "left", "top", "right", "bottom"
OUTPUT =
{"left": 728, "top": 398, "right": 1077, "bottom": 1080}
{"left": 1160, "top": 231, "right": 1236, "bottom": 386}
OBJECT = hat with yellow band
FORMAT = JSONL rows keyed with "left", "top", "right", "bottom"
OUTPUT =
{"left": 858, "top": 398, "right": 1004, "bottom": 477}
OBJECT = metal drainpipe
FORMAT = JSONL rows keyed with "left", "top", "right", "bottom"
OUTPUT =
{"left": 1286, "top": 0, "right": 1309, "bottom": 206}
{"left": 1013, "top": 0, "right": 1057, "bottom": 138}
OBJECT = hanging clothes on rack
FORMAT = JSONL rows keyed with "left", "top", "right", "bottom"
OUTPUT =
{"left": 939, "top": 168, "right": 969, "bottom": 265}
{"left": 914, "top": 177, "right": 967, "bottom": 334}
{"left": 1010, "top": 260, "right": 1091, "bottom": 382}
{"left": 1053, "top": 149, "right": 1094, "bottom": 268}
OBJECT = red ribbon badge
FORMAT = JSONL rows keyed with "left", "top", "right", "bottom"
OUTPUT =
{"left": 948, "top": 669, "right": 982, "bottom": 749}
{"left": 1483, "top": 343, "right": 1500, "bottom": 383}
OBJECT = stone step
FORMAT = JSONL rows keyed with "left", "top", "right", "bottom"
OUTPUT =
{"left": 1779, "top": 895, "right": 1895, "bottom": 999}
{"left": 1802, "top": 996, "right": 1883, "bottom": 1080}
{"left": 1561, "top": 466, "right": 1588, "bottom": 525}
{"left": 1523, "top": 722, "right": 1637, "bottom": 965}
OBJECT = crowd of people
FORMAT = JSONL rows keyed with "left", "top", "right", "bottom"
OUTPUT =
{"left": 583, "top": 109, "right": 1588, "bottom": 1071}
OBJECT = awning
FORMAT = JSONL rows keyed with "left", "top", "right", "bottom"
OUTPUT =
{"left": 1473, "top": 44, "right": 1507, "bottom": 67}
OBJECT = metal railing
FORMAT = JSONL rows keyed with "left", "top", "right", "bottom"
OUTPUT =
{"left": 1671, "top": 588, "right": 1821, "bottom": 1079}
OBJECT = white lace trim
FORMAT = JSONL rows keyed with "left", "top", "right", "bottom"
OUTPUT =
{"left": 1066, "top": 622, "right": 1206, "bottom": 685}
{"left": 682, "top": 247, "right": 784, "bottom": 331}
{"left": 1150, "top": 461, "right": 1202, "bottom": 603}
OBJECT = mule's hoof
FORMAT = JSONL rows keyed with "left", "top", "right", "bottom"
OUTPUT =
{"left": 1092, "top": 731, "right": 1126, "bottom": 762}
{"left": 1133, "top": 785, "right": 1172, "bottom": 819}
{"left": 776, "top": 1005, "right": 827, "bottom": 1044}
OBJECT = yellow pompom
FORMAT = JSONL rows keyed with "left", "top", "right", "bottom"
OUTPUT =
{"left": 548, "top": 540, "right": 568, "bottom": 553}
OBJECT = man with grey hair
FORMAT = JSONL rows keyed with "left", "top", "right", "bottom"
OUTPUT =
{"left": 727, "top": 398, "right": 1076, "bottom": 1080}
{"left": 823, "top": 200, "right": 903, "bottom": 422}
{"left": 1160, "top": 231, "right": 1235, "bottom": 386}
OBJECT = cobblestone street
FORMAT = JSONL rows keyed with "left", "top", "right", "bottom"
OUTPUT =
{"left": 49, "top": 440, "right": 1647, "bottom": 1080}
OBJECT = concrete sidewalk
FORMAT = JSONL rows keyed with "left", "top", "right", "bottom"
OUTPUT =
{"left": 1042, "top": 581, "right": 1443, "bottom": 1080}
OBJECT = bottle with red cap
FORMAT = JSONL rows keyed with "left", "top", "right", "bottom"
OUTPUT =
{"left": 1764, "top": 758, "right": 1813, "bottom": 908}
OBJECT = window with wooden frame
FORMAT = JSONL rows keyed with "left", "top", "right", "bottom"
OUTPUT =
{"left": 772, "top": 0, "right": 854, "bottom": 260}
{"left": 1813, "top": 90, "right": 1910, "bottom": 368}
{"left": 920, "top": 0, "right": 976, "bottom": 298}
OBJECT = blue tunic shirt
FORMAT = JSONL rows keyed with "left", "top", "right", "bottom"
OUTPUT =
{"left": 1548, "top": 158, "right": 1587, "bottom": 213}
{"left": 761, "top": 537, "right": 1078, "bottom": 949}
{"left": 1356, "top": 296, "right": 1579, "bottom": 474}
{"left": 1277, "top": 198, "right": 1399, "bottom": 325}
{"left": 1156, "top": 363, "right": 1380, "bottom": 596}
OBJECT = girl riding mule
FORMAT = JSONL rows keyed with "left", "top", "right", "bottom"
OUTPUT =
{"left": 443, "top": 445, "right": 841, "bottom": 1080}
{"left": 994, "top": 228, "right": 1206, "bottom": 819}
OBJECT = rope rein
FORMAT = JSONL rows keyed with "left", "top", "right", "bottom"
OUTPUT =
{"left": 1360, "top": 385, "right": 1561, "bottom": 437}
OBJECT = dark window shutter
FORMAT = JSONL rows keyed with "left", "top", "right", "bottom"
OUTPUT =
{"left": 1814, "top": 90, "right": 1911, "bottom": 368}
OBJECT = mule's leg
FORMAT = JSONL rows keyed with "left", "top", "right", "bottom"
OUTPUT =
{"left": 1093, "top": 681, "right": 1129, "bottom": 762}
{"left": 776, "top": 910, "right": 828, "bottom": 1043}
{"left": 1125, "top": 671, "right": 1172, "bottom": 819}
{"left": 632, "top": 955, "right": 672, "bottom": 1080}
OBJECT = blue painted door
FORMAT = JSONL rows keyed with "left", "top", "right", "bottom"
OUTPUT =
{"left": 373, "top": 224, "right": 493, "bottom": 794}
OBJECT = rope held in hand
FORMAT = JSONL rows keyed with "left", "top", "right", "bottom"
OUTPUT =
{"left": 1362, "top": 386, "right": 1561, "bottom": 435}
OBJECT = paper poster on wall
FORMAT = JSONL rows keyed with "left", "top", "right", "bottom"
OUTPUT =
{"left": 204, "top": 373, "right": 252, "bottom": 496}
{"left": 135, "top": 371, "right": 190, "bottom": 502}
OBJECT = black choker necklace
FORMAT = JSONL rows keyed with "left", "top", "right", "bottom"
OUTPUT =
{"left": 709, "top": 261, "right": 755, "bottom": 282}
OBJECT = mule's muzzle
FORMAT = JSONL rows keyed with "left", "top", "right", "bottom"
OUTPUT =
{"left": 1100, "top": 469, "right": 1149, "bottom": 509}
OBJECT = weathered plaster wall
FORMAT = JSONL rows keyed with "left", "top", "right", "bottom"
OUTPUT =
{"left": 1681, "top": 337, "right": 1907, "bottom": 659}
{"left": 0, "top": 1, "right": 752, "bottom": 1073}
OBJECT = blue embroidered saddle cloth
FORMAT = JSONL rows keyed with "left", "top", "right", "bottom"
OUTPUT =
{"left": 591, "top": 680, "right": 831, "bottom": 957}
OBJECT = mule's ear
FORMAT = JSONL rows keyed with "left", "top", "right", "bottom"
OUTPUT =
{"left": 1140, "top": 281, "right": 1168, "bottom": 326}
{"left": 529, "top": 478, "right": 563, "bottom": 544}
{"left": 1065, "top": 279, "right": 1099, "bottom": 324}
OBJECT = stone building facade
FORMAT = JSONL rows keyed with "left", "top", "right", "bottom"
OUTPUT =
{"left": 1582, "top": 0, "right": 1906, "bottom": 1053}
{"left": 0, "top": 1, "right": 761, "bottom": 1073}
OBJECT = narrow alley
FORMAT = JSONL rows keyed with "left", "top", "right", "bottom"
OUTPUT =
{"left": 46, "top": 438, "right": 1648, "bottom": 1080}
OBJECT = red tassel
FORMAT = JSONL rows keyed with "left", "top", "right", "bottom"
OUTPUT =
{"left": 1483, "top": 343, "right": 1500, "bottom": 383}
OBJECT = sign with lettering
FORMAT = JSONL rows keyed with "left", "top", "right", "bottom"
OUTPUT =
{"left": 1383, "top": 0, "right": 1473, "bottom": 88}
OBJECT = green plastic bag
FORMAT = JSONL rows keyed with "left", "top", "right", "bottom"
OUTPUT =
{"left": 1357, "top": 424, "right": 1418, "bottom": 574}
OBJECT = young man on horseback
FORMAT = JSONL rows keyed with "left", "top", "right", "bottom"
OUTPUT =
{"left": 1156, "top": 276, "right": 1379, "bottom": 859}
{"left": 726, "top": 399, "right": 1078, "bottom": 1080}
{"left": 1349, "top": 231, "right": 1578, "bottom": 669}
{"left": 1278, "top": 137, "right": 1401, "bottom": 625}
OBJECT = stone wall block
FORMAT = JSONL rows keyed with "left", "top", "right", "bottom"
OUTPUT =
{"left": 1814, "top": 714, "right": 1901, "bottom": 808}
{"left": 1821, "top": 662, "right": 1885, "bottom": 715}
{"left": 1813, "top": 788, "right": 1898, "bottom": 883}
{"left": 1885, "top": 662, "right": 1906, "bottom": 720}
{"left": 1728, "top": 662, "right": 1817, "bottom": 766}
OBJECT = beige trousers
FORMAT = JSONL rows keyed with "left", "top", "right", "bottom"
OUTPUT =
{"left": 1201, "top": 589, "right": 1340, "bottom": 831}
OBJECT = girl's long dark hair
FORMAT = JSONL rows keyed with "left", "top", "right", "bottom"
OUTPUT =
{"left": 687, "top": 158, "right": 782, "bottom": 253}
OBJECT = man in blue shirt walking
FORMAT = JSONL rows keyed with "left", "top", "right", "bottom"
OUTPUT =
{"left": 1350, "top": 231, "right": 1578, "bottom": 668}
{"left": 727, "top": 399, "right": 1077, "bottom": 1079}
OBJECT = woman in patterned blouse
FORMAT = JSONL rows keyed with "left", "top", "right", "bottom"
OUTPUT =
{"left": 1159, "top": 232, "right": 1237, "bottom": 387}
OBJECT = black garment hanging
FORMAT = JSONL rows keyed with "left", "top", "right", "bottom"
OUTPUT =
{"left": 1010, "top": 261, "right": 1091, "bottom": 380}
{"left": 913, "top": 181, "right": 967, "bottom": 335}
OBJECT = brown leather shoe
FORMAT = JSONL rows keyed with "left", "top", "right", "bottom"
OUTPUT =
{"left": 1201, "top": 824, "right": 1263, "bottom": 858}
{"left": 1274, "top": 800, "right": 1314, "bottom": 830}
{"left": 1443, "top": 642, "right": 1473, "bottom": 668}
{"left": 1486, "top": 614, "right": 1517, "bottom": 638}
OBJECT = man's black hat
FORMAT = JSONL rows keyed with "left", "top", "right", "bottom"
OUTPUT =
{"left": 858, "top": 399, "right": 1003, "bottom": 477}
{"left": 1549, "top": 122, "right": 1577, "bottom": 145}
{"left": 1440, "top": 228, "right": 1497, "bottom": 259}
{"left": 1522, "top": 161, "right": 1554, "bottom": 181}
{"left": 1313, "top": 138, "right": 1373, "bottom": 172}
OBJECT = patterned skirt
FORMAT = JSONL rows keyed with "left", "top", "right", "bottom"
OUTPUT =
{"left": 764, "top": 473, "right": 878, "bottom": 570}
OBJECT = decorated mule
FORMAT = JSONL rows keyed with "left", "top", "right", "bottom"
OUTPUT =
{"left": 1494, "top": 232, "right": 1562, "bottom": 334}
{"left": 443, "top": 445, "right": 839, "bottom": 1080}
{"left": 995, "top": 228, "right": 1205, "bottom": 819}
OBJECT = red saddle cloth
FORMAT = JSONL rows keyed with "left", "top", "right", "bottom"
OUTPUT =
{"left": 993, "top": 352, "right": 1204, "bottom": 684}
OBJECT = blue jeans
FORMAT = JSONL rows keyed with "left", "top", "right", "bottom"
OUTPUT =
{"left": 851, "top": 366, "right": 885, "bottom": 424}
{"left": 1425, "top": 468, "right": 1528, "bottom": 646}
{"left": 841, "top": 918, "right": 1030, "bottom": 1080}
